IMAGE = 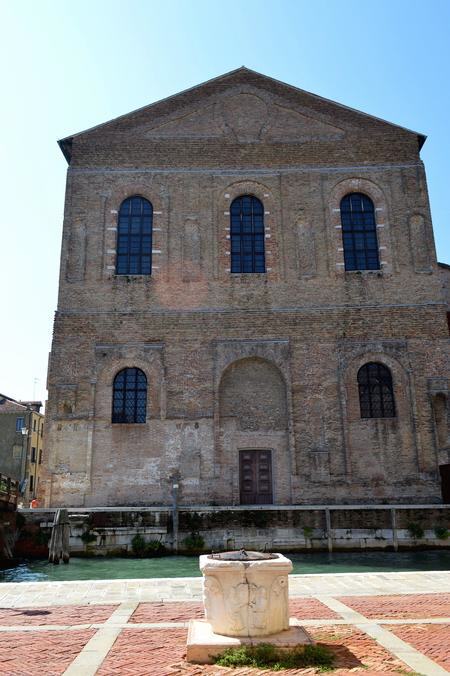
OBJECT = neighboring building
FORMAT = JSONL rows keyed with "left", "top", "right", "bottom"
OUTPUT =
{"left": 41, "top": 68, "right": 449, "bottom": 508}
{"left": 0, "top": 395, "right": 44, "bottom": 503}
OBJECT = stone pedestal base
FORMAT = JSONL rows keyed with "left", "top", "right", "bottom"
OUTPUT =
{"left": 186, "top": 619, "right": 314, "bottom": 664}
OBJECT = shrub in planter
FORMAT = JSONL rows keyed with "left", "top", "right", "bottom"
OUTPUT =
{"left": 131, "top": 533, "right": 146, "bottom": 556}
{"left": 407, "top": 522, "right": 424, "bottom": 540}
{"left": 182, "top": 532, "right": 205, "bottom": 551}
{"left": 81, "top": 530, "right": 97, "bottom": 544}
{"left": 434, "top": 526, "right": 449, "bottom": 540}
{"left": 145, "top": 540, "right": 166, "bottom": 556}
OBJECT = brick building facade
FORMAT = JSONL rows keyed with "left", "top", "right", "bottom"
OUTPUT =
{"left": 40, "top": 68, "right": 450, "bottom": 507}
{"left": 0, "top": 395, "right": 44, "bottom": 502}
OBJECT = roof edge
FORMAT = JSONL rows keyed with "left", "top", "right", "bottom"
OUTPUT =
{"left": 57, "top": 66, "right": 250, "bottom": 163}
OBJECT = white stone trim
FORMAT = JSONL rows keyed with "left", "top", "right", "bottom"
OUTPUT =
{"left": 64, "top": 602, "right": 138, "bottom": 676}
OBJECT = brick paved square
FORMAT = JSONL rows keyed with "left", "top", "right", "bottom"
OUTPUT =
{"left": 98, "top": 624, "right": 417, "bottom": 675}
{"left": 0, "top": 629, "right": 96, "bottom": 676}
{"left": 130, "top": 601, "right": 204, "bottom": 623}
{"left": 0, "top": 604, "right": 117, "bottom": 626}
{"left": 308, "top": 625, "right": 413, "bottom": 674}
{"left": 0, "top": 584, "right": 446, "bottom": 676}
{"left": 129, "top": 598, "right": 339, "bottom": 624}
{"left": 97, "top": 628, "right": 188, "bottom": 676}
{"left": 389, "top": 623, "right": 450, "bottom": 671}
{"left": 338, "top": 593, "right": 450, "bottom": 619}
{"left": 289, "top": 598, "right": 341, "bottom": 620}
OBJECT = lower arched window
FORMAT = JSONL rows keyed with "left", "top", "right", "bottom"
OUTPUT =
{"left": 357, "top": 362, "right": 395, "bottom": 418}
{"left": 112, "top": 368, "right": 147, "bottom": 423}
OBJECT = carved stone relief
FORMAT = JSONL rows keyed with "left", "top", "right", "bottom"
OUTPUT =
{"left": 310, "top": 450, "right": 331, "bottom": 483}
{"left": 297, "top": 217, "right": 317, "bottom": 277}
{"left": 200, "top": 553, "right": 292, "bottom": 637}
{"left": 65, "top": 222, "right": 86, "bottom": 282}
{"left": 409, "top": 214, "right": 431, "bottom": 272}
{"left": 182, "top": 217, "right": 202, "bottom": 281}
{"left": 221, "top": 93, "right": 269, "bottom": 142}
{"left": 56, "top": 384, "right": 77, "bottom": 418}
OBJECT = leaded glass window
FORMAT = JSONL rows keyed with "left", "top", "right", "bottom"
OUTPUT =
{"left": 112, "top": 368, "right": 147, "bottom": 423}
{"left": 116, "top": 196, "right": 153, "bottom": 275}
{"left": 230, "top": 195, "right": 265, "bottom": 273}
{"left": 340, "top": 193, "right": 380, "bottom": 271}
{"left": 358, "top": 362, "right": 395, "bottom": 418}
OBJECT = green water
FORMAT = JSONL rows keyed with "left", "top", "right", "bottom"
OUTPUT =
{"left": 1, "top": 550, "right": 450, "bottom": 583}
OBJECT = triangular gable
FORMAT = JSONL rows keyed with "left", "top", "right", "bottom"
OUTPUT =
{"left": 58, "top": 67, "right": 426, "bottom": 162}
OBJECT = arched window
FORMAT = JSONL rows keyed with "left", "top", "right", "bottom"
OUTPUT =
{"left": 116, "top": 196, "right": 153, "bottom": 275}
{"left": 357, "top": 362, "right": 395, "bottom": 418}
{"left": 112, "top": 368, "right": 147, "bottom": 423}
{"left": 230, "top": 195, "right": 265, "bottom": 273}
{"left": 340, "top": 193, "right": 380, "bottom": 271}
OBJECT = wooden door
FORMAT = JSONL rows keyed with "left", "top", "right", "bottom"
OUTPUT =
{"left": 239, "top": 450, "right": 273, "bottom": 505}
{"left": 440, "top": 464, "right": 450, "bottom": 504}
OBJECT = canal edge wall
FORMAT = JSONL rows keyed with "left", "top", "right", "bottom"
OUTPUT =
{"left": 15, "top": 504, "right": 450, "bottom": 557}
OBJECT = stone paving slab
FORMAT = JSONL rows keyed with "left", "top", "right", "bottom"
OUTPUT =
{"left": 1, "top": 571, "right": 449, "bottom": 607}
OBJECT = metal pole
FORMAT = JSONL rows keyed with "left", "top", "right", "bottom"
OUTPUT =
{"left": 171, "top": 474, "right": 180, "bottom": 553}
{"left": 325, "top": 508, "right": 333, "bottom": 553}
{"left": 391, "top": 508, "right": 398, "bottom": 552}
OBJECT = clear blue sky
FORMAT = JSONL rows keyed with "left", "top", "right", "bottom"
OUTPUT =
{"left": 0, "top": 0, "right": 449, "bottom": 404}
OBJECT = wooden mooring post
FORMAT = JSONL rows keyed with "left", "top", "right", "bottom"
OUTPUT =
{"left": 48, "top": 508, "right": 70, "bottom": 564}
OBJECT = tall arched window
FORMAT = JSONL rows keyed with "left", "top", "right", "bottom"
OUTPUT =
{"left": 230, "top": 195, "right": 265, "bottom": 273}
{"left": 112, "top": 368, "right": 147, "bottom": 423}
{"left": 116, "top": 196, "right": 153, "bottom": 275}
{"left": 357, "top": 362, "right": 395, "bottom": 418}
{"left": 340, "top": 193, "right": 380, "bottom": 271}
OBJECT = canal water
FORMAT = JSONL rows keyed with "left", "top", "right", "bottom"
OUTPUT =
{"left": 1, "top": 550, "right": 450, "bottom": 583}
